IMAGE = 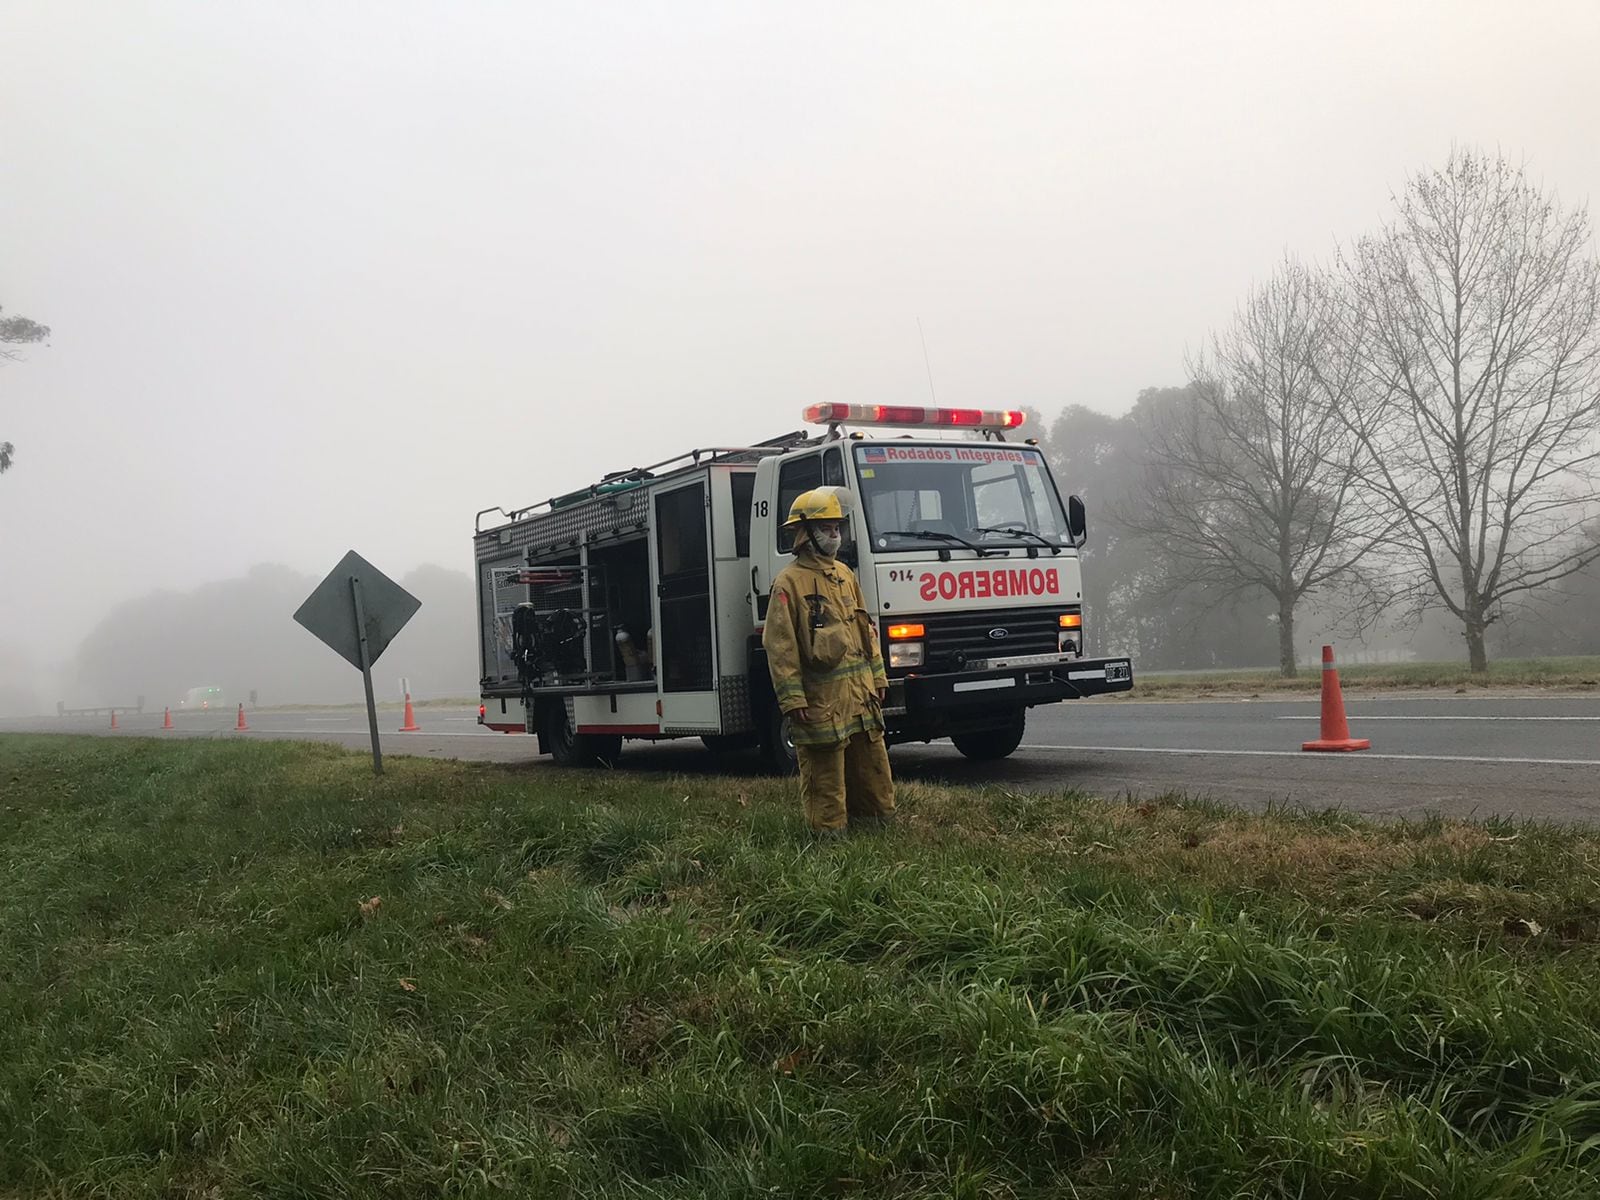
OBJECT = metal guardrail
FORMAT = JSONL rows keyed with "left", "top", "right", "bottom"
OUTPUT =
{"left": 58, "top": 697, "right": 144, "bottom": 717}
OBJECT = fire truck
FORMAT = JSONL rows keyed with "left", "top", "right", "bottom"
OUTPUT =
{"left": 473, "top": 403, "right": 1133, "bottom": 770}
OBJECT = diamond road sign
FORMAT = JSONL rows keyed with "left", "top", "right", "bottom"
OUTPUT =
{"left": 293, "top": 550, "right": 420, "bottom": 670}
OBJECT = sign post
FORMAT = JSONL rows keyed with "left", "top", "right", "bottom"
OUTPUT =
{"left": 349, "top": 575, "right": 384, "bottom": 773}
{"left": 294, "top": 550, "right": 421, "bottom": 776}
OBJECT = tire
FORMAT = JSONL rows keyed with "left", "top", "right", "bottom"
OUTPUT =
{"left": 541, "top": 703, "right": 622, "bottom": 768}
{"left": 701, "top": 732, "right": 759, "bottom": 755}
{"left": 758, "top": 703, "right": 800, "bottom": 776}
{"left": 951, "top": 710, "right": 1026, "bottom": 761}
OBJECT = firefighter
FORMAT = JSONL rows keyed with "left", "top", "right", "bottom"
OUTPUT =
{"left": 761, "top": 486, "right": 895, "bottom": 835}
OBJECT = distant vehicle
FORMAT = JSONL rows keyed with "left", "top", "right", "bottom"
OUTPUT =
{"left": 179, "top": 686, "right": 226, "bottom": 710}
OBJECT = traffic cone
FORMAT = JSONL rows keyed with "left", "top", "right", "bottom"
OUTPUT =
{"left": 1302, "top": 645, "right": 1370, "bottom": 752}
{"left": 163, "top": 707, "right": 174, "bottom": 730}
{"left": 399, "top": 692, "right": 421, "bottom": 732}
{"left": 235, "top": 703, "right": 249, "bottom": 731}
{"left": 110, "top": 710, "right": 119, "bottom": 730}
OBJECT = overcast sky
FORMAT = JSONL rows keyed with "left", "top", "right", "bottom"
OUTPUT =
{"left": 4, "top": 0, "right": 1598, "bottom": 676}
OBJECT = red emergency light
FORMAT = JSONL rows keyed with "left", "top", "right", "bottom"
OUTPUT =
{"left": 803, "top": 403, "right": 1025, "bottom": 431}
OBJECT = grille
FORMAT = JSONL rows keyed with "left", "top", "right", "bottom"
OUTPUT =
{"left": 913, "top": 607, "right": 1063, "bottom": 672}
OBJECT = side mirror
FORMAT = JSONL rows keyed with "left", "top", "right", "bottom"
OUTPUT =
{"left": 1067, "top": 495, "right": 1087, "bottom": 544}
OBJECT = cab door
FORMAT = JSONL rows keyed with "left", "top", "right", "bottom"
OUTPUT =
{"left": 751, "top": 446, "right": 850, "bottom": 617}
{"left": 650, "top": 477, "right": 720, "bottom": 729}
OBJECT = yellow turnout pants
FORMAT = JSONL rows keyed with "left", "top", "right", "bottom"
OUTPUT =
{"left": 795, "top": 728, "right": 895, "bottom": 832}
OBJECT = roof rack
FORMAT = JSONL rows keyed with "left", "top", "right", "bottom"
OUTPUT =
{"left": 474, "top": 430, "right": 818, "bottom": 533}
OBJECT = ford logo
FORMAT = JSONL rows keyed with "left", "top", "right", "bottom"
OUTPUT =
{"left": 987, "top": 627, "right": 1009, "bottom": 640}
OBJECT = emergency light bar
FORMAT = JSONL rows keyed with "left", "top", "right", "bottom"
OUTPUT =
{"left": 802, "top": 403, "right": 1026, "bottom": 431}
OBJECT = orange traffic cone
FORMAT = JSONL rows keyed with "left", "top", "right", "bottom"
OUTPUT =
{"left": 399, "top": 692, "right": 421, "bottom": 732}
{"left": 110, "top": 710, "right": 119, "bottom": 730}
{"left": 235, "top": 703, "right": 249, "bottom": 731}
{"left": 163, "top": 707, "right": 174, "bottom": 730}
{"left": 1302, "top": 645, "right": 1370, "bottom": 752}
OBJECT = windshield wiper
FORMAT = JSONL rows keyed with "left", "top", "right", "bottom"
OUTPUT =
{"left": 878, "top": 529, "right": 1006, "bottom": 559}
{"left": 971, "top": 525, "right": 1063, "bottom": 555}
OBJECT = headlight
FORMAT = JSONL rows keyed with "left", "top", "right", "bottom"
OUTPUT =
{"left": 888, "top": 641, "right": 924, "bottom": 668}
{"left": 1059, "top": 612, "right": 1083, "bottom": 656}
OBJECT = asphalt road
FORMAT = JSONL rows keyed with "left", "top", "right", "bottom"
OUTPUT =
{"left": 6, "top": 693, "right": 1598, "bottom": 824}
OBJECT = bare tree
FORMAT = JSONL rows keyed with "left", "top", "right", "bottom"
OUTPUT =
{"left": 1125, "top": 259, "right": 1388, "bottom": 676}
{"left": 2, "top": 304, "right": 52, "bottom": 474}
{"left": 1341, "top": 150, "right": 1600, "bottom": 672}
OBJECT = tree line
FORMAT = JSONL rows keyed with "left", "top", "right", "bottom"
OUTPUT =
{"left": 1041, "top": 149, "right": 1600, "bottom": 675}
{"left": 59, "top": 564, "right": 481, "bottom": 712}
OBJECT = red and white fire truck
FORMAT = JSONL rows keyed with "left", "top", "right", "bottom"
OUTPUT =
{"left": 474, "top": 404, "right": 1133, "bottom": 770}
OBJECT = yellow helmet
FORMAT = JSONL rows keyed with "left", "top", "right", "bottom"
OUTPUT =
{"left": 783, "top": 486, "right": 851, "bottom": 527}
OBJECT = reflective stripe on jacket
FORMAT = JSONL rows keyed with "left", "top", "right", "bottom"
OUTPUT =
{"left": 762, "top": 550, "right": 888, "bottom": 746}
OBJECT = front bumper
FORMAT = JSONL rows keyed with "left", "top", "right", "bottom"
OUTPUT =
{"left": 895, "top": 655, "right": 1133, "bottom": 716}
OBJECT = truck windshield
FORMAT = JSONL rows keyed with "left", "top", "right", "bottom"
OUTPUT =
{"left": 852, "top": 443, "right": 1072, "bottom": 551}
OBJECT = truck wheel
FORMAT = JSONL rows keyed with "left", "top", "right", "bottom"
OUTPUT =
{"left": 542, "top": 704, "right": 622, "bottom": 768}
{"left": 702, "top": 732, "right": 759, "bottom": 755}
{"left": 951, "top": 711, "right": 1026, "bottom": 761}
{"left": 759, "top": 704, "right": 800, "bottom": 776}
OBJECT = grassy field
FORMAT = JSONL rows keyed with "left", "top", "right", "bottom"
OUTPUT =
{"left": 1121, "top": 654, "right": 1600, "bottom": 699}
{"left": 3, "top": 737, "right": 1600, "bottom": 1198}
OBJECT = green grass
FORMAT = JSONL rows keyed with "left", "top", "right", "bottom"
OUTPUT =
{"left": 1121, "top": 654, "right": 1600, "bottom": 698}
{"left": 3, "top": 736, "right": 1600, "bottom": 1197}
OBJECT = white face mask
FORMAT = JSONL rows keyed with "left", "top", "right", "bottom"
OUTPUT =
{"left": 812, "top": 530, "right": 843, "bottom": 557}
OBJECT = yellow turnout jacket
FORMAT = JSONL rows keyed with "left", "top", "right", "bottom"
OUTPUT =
{"left": 762, "top": 549, "right": 888, "bottom": 746}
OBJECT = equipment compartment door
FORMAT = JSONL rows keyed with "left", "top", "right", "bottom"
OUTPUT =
{"left": 651, "top": 480, "right": 718, "bottom": 712}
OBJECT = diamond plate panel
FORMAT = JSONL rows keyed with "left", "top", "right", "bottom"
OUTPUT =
{"left": 717, "top": 673, "right": 754, "bottom": 733}
{"left": 475, "top": 487, "right": 652, "bottom": 562}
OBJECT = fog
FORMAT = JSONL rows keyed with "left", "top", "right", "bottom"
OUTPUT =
{"left": 4, "top": 2, "right": 1599, "bottom": 711}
